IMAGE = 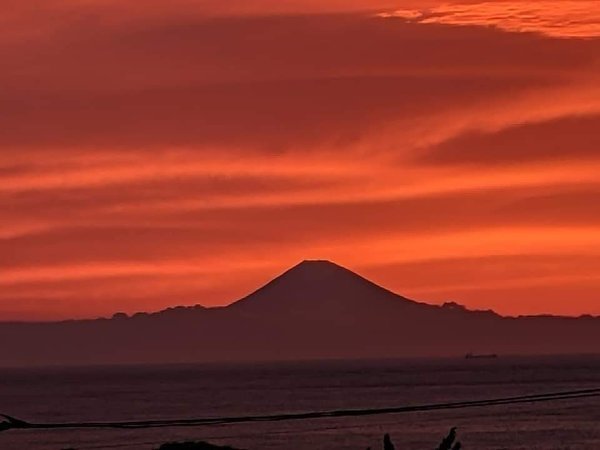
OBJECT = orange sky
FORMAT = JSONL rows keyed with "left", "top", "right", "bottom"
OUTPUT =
{"left": 2, "top": 0, "right": 600, "bottom": 320}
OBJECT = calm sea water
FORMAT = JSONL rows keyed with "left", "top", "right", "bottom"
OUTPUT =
{"left": 1, "top": 356, "right": 600, "bottom": 450}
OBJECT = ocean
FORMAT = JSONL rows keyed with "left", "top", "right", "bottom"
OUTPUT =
{"left": 1, "top": 356, "right": 600, "bottom": 450}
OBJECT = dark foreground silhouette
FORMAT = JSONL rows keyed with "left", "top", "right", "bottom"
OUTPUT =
{"left": 2, "top": 260, "right": 599, "bottom": 366}
{"left": 154, "top": 428, "right": 461, "bottom": 450}
{"left": 153, "top": 428, "right": 460, "bottom": 450}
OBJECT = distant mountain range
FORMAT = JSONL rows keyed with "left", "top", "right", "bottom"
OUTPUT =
{"left": 1, "top": 260, "right": 599, "bottom": 367}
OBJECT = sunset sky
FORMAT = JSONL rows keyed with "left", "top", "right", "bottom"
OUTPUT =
{"left": 2, "top": 0, "right": 599, "bottom": 320}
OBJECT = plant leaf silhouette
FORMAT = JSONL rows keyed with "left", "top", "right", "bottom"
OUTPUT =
{"left": 383, "top": 433, "right": 396, "bottom": 450}
{"left": 437, "top": 427, "right": 461, "bottom": 450}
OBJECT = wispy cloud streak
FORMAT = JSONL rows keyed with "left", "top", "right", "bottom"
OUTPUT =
{"left": 379, "top": 1, "right": 600, "bottom": 38}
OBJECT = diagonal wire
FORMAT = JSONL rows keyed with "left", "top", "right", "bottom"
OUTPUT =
{"left": 2, "top": 387, "right": 599, "bottom": 433}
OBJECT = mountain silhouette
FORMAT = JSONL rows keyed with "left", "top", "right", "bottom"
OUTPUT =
{"left": 0, "top": 260, "right": 599, "bottom": 367}
{"left": 229, "top": 260, "right": 422, "bottom": 316}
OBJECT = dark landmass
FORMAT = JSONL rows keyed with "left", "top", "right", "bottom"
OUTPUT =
{"left": 1, "top": 260, "right": 599, "bottom": 367}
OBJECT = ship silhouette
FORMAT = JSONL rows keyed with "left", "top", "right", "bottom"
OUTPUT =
{"left": 465, "top": 352, "right": 498, "bottom": 360}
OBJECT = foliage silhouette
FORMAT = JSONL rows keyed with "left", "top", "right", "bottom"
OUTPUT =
{"left": 383, "top": 433, "right": 396, "bottom": 450}
{"left": 155, "top": 442, "right": 243, "bottom": 450}
{"left": 383, "top": 428, "right": 462, "bottom": 450}
{"left": 436, "top": 427, "right": 462, "bottom": 450}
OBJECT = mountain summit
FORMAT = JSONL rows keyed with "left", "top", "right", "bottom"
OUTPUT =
{"left": 229, "top": 260, "right": 418, "bottom": 315}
